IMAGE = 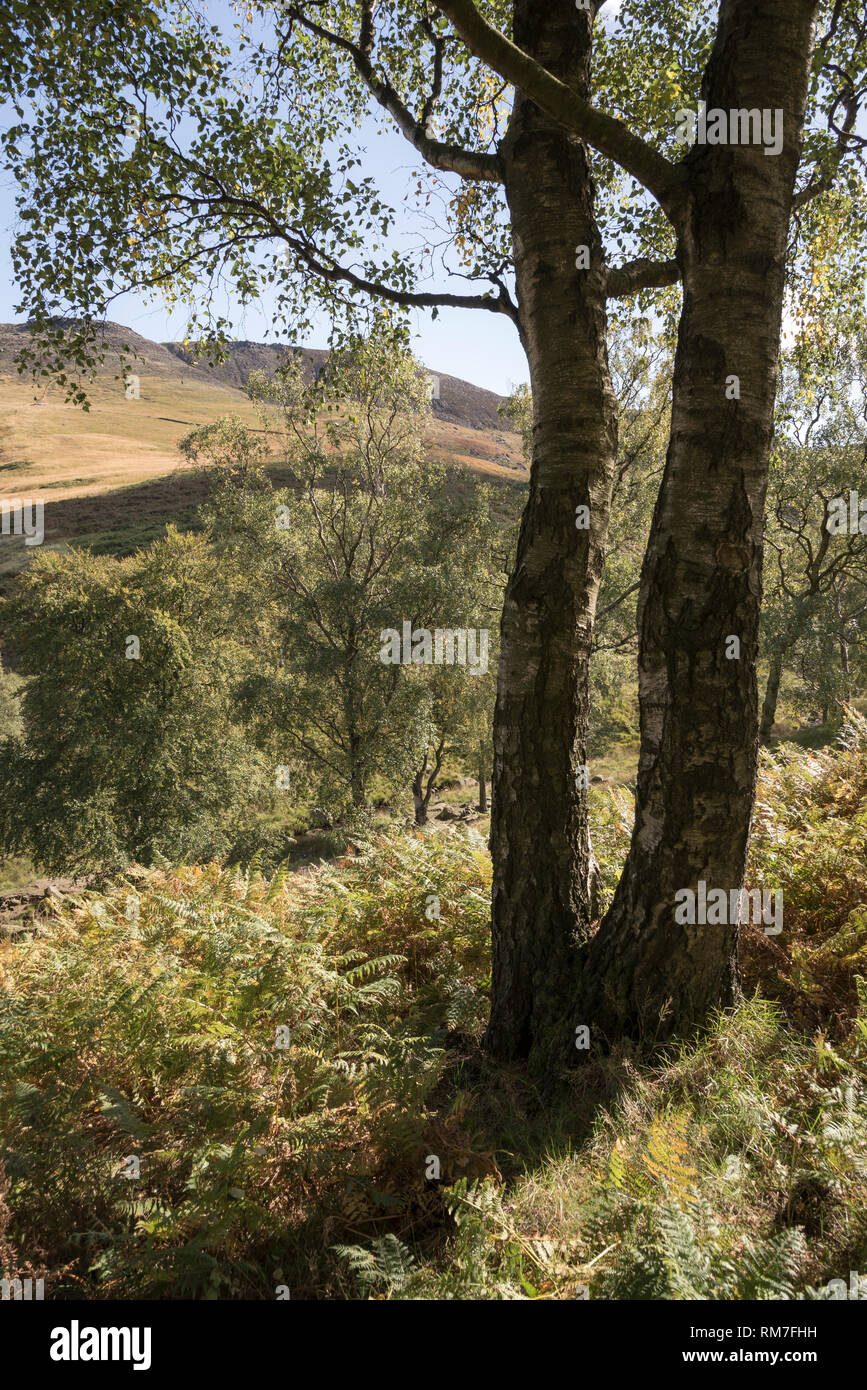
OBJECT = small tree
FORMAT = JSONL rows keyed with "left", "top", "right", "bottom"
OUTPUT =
{"left": 179, "top": 413, "right": 271, "bottom": 490}
{"left": 0, "top": 530, "right": 265, "bottom": 872}
{"left": 199, "top": 330, "right": 468, "bottom": 814}
{"left": 760, "top": 339, "right": 867, "bottom": 740}
{"left": 400, "top": 480, "right": 505, "bottom": 823}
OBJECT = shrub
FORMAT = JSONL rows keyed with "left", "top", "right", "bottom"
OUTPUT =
{"left": 0, "top": 828, "right": 491, "bottom": 1298}
{"left": 743, "top": 708, "right": 867, "bottom": 1037}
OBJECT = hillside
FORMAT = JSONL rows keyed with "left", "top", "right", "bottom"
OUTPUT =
{"left": 0, "top": 320, "right": 525, "bottom": 484}
{"left": 162, "top": 338, "right": 513, "bottom": 432}
{"left": 0, "top": 321, "right": 526, "bottom": 580}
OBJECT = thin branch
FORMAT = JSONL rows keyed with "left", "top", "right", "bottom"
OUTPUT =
{"left": 276, "top": 219, "right": 519, "bottom": 321}
{"left": 284, "top": 3, "right": 502, "bottom": 183}
{"left": 596, "top": 580, "right": 641, "bottom": 621}
{"left": 792, "top": 69, "right": 863, "bottom": 208}
{"left": 434, "top": 0, "right": 685, "bottom": 220}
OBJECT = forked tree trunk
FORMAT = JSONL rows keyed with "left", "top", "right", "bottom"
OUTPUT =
{"left": 759, "top": 651, "right": 784, "bottom": 744}
{"left": 577, "top": 0, "right": 819, "bottom": 1044}
{"left": 412, "top": 739, "right": 445, "bottom": 825}
{"left": 485, "top": 0, "right": 617, "bottom": 1067}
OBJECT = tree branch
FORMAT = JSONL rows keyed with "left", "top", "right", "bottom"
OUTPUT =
{"left": 434, "top": 0, "right": 685, "bottom": 219}
{"left": 284, "top": 4, "right": 502, "bottom": 183}
{"left": 596, "top": 580, "right": 642, "bottom": 622}
{"left": 792, "top": 55, "right": 863, "bottom": 209}
{"left": 606, "top": 257, "right": 680, "bottom": 299}
{"left": 283, "top": 225, "right": 519, "bottom": 322}
{"left": 146, "top": 163, "right": 520, "bottom": 324}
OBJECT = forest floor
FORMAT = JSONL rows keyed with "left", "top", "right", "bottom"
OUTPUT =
{"left": 1, "top": 715, "right": 865, "bottom": 1299}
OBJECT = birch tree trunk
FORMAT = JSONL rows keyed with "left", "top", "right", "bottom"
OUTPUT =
{"left": 577, "top": 0, "right": 819, "bottom": 1043}
{"left": 485, "top": 0, "right": 617, "bottom": 1066}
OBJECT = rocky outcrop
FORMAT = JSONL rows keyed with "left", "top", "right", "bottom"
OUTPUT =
{"left": 0, "top": 878, "right": 92, "bottom": 939}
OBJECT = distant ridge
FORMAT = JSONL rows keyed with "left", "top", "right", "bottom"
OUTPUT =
{"left": 0, "top": 319, "right": 218, "bottom": 386}
{"left": 162, "top": 340, "right": 329, "bottom": 393}
{"left": 0, "top": 319, "right": 511, "bottom": 436}
{"left": 161, "top": 340, "right": 509, "bottom": 433}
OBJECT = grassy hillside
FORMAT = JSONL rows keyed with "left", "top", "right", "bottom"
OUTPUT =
{"left": 0, "top": 323, "right": 526, "bottom": 486}
{"left": 0, "top": 322, "right": 526, "bottom": 585}
{"left": 0, "top": 373, "right": 262, "bottom": 504}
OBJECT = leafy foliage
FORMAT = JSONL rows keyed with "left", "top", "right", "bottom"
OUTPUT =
{"left": 743, "top": 707, "right": 867, "bottom": 1037}
{"left": 4, "top": 735, "right": 867, "bottom": 1299}
{"left": 0, "top": 529, "right": 266, "bottom": 872}
{"left": 0, "top": 827, "right": 492, "bottom": 1298}
{"left": 0, "top": 656, "right": 23, "bottom": 742}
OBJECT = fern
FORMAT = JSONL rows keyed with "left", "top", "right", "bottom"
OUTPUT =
{"left": 333, "top": 1235, "right": 416, "bottom": 1295}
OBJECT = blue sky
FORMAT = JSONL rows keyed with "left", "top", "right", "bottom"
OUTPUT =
{"left": 0, "top": 0, "right": 538, "bottom": 396}
{"left": 0, "top": 138, "right": 530, "bottom": 397}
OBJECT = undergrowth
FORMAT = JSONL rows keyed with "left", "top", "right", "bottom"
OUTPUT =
{"left": 0, "top": 713, "right": 865, "bottom": 1299}
{"left": 0, "top": 829, "right": 493, "bottom": 1298}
